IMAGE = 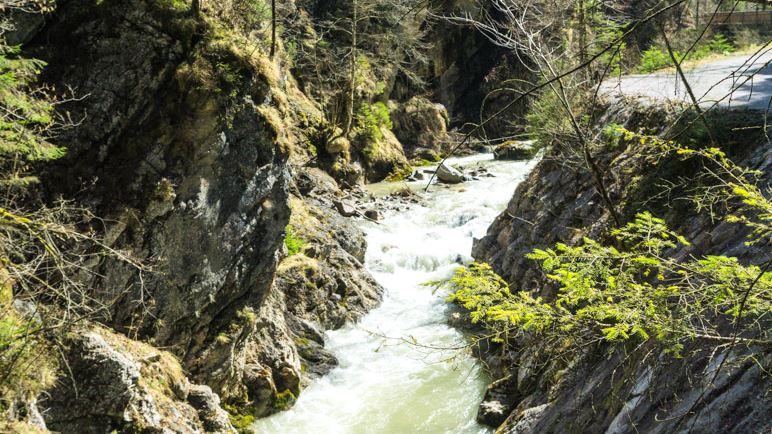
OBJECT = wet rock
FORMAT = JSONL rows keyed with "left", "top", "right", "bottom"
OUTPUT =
{"left": 334, "top": 199, "right": 358, "bottom": 217}
{"left": 493, "top": 140, "right": 536, "bottom": 160}
{"left": 500, "top": 404, "right": 549, "bottom": 434}
{"left": 364, "top": 209, "right": 383, "bottom": 221}
{"left": 436, "top": 163, "right": 465, "bottom": 184}
{"left": 477, "top": 375, "right": 520, "bottom": 427}
{"left": 290, "top": 318, "right": 326, "bottom": 345}
{"left": 295, "top": 339, "right": 339, "bottom": 379}
{"left": 408, "top": 170, "right": 426, "bottom": 181}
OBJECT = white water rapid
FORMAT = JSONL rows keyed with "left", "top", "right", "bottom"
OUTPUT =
{"left": 253, "top": 154, "right": 538, "bottom": 434}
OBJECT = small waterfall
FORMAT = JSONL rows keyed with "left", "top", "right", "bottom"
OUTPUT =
{"left": 254, "top": 154, "right": 538, "bottom": 434}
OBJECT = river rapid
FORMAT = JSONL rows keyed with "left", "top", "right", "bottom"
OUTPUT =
{"left": 253, "top": 154, "right": 538, "bottom": 434}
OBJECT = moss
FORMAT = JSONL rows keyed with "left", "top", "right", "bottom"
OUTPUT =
{"left": 236, "top": 307, "right": 258, "bottom": 326}
{"left": 385, "top": 164, "right": 414, "bottom": 182}
{"left": 272, "top": 389, "right": 298, "bottom": 411}
{"left": 293, "top": 337, "right": 310, "bottom": 346}
{"left": 0, "top": 312, "right": 57, "bottom": 412}
{"left": 410, "top": 158, "right": 434, "bottom": 167}
{"left": 153, "top": 178, "right": 176, "bottom": 201}
{"left": 223, "top": 403, "right": 257, "bottom": 434}
{"left": 277, "top": 253, "right": 319, "bottom": 276}
{"left": 0, "top": 268, "right": 11, "bottom": 304}
{"left": 215, "top": 333, "right": 232, "bottom": 345}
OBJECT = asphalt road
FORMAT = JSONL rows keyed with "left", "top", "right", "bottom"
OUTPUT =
{"left": 601, "top": 49, "right": 772, "bottom": 110}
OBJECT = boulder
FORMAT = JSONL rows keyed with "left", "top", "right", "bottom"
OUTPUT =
{"left": 391, "top": 97, "right": 451, "bottom": 159}
{"left": 42, "top": 329, "right": 236, "bottom": 434}
{"left": 334, "top": 199, "right": 358, "bottom": 217}
{"left": 187, "top": 385, "right": 236, "bottom": 434}
{"left": 436, "top": 163, "right": 465, "bottom": 184}
{"left": 364, "top": 209, "right": 383, "bottom": 221}
{"left": 360, "top": 126, "right": 411, "bottom": 182}
{"left": 493, "top": 140, "right": 537, "bottom": 160}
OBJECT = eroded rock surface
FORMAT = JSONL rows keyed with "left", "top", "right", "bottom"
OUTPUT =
{"left": 44, "top": 328, "right": 236, "bottom": 434}
{"left": 472, "top": 102, "right": 772, "bottom": 433}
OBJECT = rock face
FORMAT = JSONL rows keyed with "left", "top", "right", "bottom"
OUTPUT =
{"left": 391, "top": 96, "right": 451, "bottom": 160}
{"left": 16, "top": 0, "right": 385, "bottom": 430}
{"left": 233, "top": 168, "right": 383, "bottom": 418}
{"left": 471, "top": 102, "right": 772, "bottom": 433}
{"left": 44, "top": 328, "right": 236, "bottom": 434}
{"left": 33, "top": 0, "right": 298, "bottom": 410}
{"left": 423, "top": 1, "right": 534, "bottom": 137}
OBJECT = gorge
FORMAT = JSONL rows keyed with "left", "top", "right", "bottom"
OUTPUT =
{"left": 0, "top": 1, "right": 770, "bottom": 434}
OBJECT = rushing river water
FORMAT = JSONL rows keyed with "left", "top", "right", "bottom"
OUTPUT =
{"left": 253, "top": 154, "right": 537, "bottom": 434}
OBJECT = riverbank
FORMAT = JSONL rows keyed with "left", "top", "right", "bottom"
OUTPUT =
{"left": 253, "top": 154, "right": 538, "bottom": 433}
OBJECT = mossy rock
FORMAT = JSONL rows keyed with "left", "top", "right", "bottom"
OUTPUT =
{"left": 493, "top": 140, "right": 537, "bottom": 160}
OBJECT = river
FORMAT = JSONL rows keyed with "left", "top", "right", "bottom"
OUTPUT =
{"left": 253, "top": 154, "right": 538, "bottom": 434}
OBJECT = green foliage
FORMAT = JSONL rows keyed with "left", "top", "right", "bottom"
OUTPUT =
{"left": 0, "top": 44, "right": 65, "bottom": 187}
{"left": 0, "top": 308, "right": 56, "bottom": 412}
{"left": 636, "top": 33, "right": 735, "bottom": 73}
{"left": 706, "top": 33, "right": 735, "bottom": 55}
{"left": 356, "top": 101, "right": 392, "bottom": 143}
{"left": 601, "top": 123, "right": 624, "bottom": 144}
{"left": 214, "top": 61, "right": 244, "bottom": 97}
{"left": 637, "top": 47, "right": 674, "bottom": 74}
{"left": 385, "top": 165, "right": 414, "bottom": 182}
{"left": 284, "top": 225, "right": 305, "bottom": 256}
{"left": 272, "top": 389, "right": 297, "bottom": 411}
{"left": 611, "top": 127, "right": 771, "bottom": 245}
{"left": 525, "top": 89, "right": 582, "bottom": 149}
{"left": 356, "top": 101, "right": 393, "bottom": 162}
{"left": 445, "top": 212, "right": 770, "bottom": 356}
{"left": 223, "top": 403, "right": 257, "bottom": 433}
{"left": 591, "top": 19, "right": 625, "bottom": 77}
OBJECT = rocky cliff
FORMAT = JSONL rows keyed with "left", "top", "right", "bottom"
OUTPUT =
{"left": 6, "top": 1, "right": 384, "bottom": 432}
{"left": 472, "top": 100, "right": 771, "bottom": 433}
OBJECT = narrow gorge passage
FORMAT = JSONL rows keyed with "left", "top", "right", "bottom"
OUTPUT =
{"left": 254, "top": 155, "right": 538, "bottom": 434}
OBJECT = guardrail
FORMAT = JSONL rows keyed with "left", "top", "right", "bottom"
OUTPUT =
{"left": 703, "top": 10, "right": 772, "bottom": 26}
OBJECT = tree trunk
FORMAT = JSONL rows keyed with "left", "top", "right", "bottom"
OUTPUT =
{"left": 577, "top": 0, "right": 587, "bottom": 74}
{"left": 270, "top": 0, "right": 277, "bottom": 58}
{"left": 695, "top": 0, "right": 700, "bottom": 28}
{"left": 343, "top": 0, "right": 357, "bottom": 137}
{"left": 192, "top": 0, "right": 200, "bottom": 16}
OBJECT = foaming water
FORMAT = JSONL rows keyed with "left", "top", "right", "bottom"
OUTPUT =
{"left": 253, "top": 154, "right": 538, "bottom": 434}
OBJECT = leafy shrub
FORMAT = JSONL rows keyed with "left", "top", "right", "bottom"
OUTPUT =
{"left": 731, "top": 27, "right": 764, "bottom": 49}
{"left": 444, "top": 213, "right": 770, "bottom": 356}
{"left": 707, "top": 33, "right": 735, "bottom": 55}
{"left": 356, "top": 101, "right": 392, "bottom": 143}
{"left": 525, "top": 89, "right": 580, "bottom": 149}
{"left": 637, "top": 47, "right": 675, "bottom": 73}
{"left": 636, "top": 33, "right": 735, "bottom": 73}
